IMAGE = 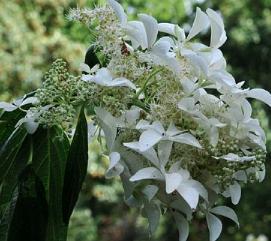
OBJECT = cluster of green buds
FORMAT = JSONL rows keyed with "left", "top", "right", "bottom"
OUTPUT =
{"left": 32, "top": 59, "right": 83, "bottom": 129}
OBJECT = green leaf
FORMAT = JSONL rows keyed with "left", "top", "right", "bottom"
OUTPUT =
{"left": 31, "top": 127, "right": 70, "bottom": 241}
{"left": 62, "top": 107, "right": 88, "bottom": 224}
{"left": 0, "top": 110, "right": 25, "bottom": 147}
{"left": 0, "top": 127, "right": 27, "bottom": 184}
{"left": 0, "top": 136, "right": 31, "bottom": 240}
{"left": 6, "top": 165, "right": 48, "bottom": 241}
{"left": 0, "top": 135, "right": 31, "bottom": 214}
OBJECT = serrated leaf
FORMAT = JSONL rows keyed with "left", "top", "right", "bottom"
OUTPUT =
{"left": 62, "top": 107, "right": 88, "bottom": 224}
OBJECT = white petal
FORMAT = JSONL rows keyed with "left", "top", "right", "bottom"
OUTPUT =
{"left": 123, "top": 141, "right": 141, "bottom": 151}
{"left": 165, "top": 173, "right": 183, "bottom": 193}
{"left": 20, "top": 97, "right": 39, "bottom": 106}
{"left": 106, "top": 152, "right": 124, "bottom": 178}
{"left": 209, "top": 126, "right": 219, "bottom": 147}
{"left": 166, "top": 122, "right": 182, "bottom": 136}
{"left": 186, "top": 53, "right": 208, "bottom": 76}
{"left": 186, "top": 180, "right": 208, "bottom": 201}
{"left": 24, "top": 118, "right": 39, "bottom": 134}
{"left": 122, "top": 107, "right": 141, "bottom": 126}
{"left": 233, "top": 170, "right": 247, "bottom": 183}
{"left": 178, "top": 97, "right": 196, "bottom": 112}
{"left": 158, "top": 23, "right": 176, "bottom": 35}
{"left": 209, "top": 70, "right": 236, "bottom": 87}
{"left": 206, "top": 213, "right": 223, "bottom": 241}
{"left": 88, "top": 122, "right": 97, "bottom": 142}
{"left": 173, "top": 212, "right": 189, "bottom": 241}
{"left": 177, "top": 185, "right": 199, "bottom": 209}
{"left": 0, "top": 102, "right": 17, "bottom": 112}
{"left": 229, "top": 182, "right": 241, "bottom": 205}
{"left": 130, "top": 167, "right": 164, "bottom": 181}
{"left": 158, "top": 141, "right": 173, "bottom": 165}
{"left": 258, "top": 164, "right": 266, "bottom": 182}
{"left": 107, "top": 0, "right": 127, "bottom": 25}
{"left": 177, "top": 168, "right": 191, "bottom": 180}
{"left": 158, "top": 23, "right": 186, "bottom": 41}
{"left": 81, "top": 74, "right": 92, "bottom": 82}
{"left": 111, "top": 77, "right": 136, "bottom": 89}
{"left": 142, "top": 147, "right": 160, "bottom": 168}
{"left": 206, "top": 8, "right": 227, "bottom": 48}
{"left": 79, "top": 63, "right": 91, "bottom": 73}
{"left": 210, "top": 206, "right": 239, "bottom": 227}
{"left": 139, "top": 129, "right": 162, "bottom": 151}
{"left": 136, "top": 119, "right": 151, "bottom": 129}
{"left": 247, "top": 88, "right": 271, "bottom": 107}
{"left": 96, "top": 68, "right": 113, "bottom": 81}
{"left": 151, "top": 37, "right": 173, "bottom": 56}
{"left": 138, "top": 14, "right": 158, "bottom": 48}
{"left": 172, "top": 133, "right": 202, "bottom": 149}
{"left": 241, "top": 99, "right": 252, "bottom": 121}
{"left": 126, "top": 21, "right": 148, "bottom": 50}
{"left": 187, "top": 7, "right": 210, "bottom": 41}
{"left": 95, "top": 107, "right": 117, "bottom": 150}
{"left": 150, "top": 121, "right": 165, "bottom": 134}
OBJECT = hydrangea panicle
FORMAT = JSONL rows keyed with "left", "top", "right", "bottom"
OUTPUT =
{"left": 1, "top": 1, "right": 270, "bottom": 240}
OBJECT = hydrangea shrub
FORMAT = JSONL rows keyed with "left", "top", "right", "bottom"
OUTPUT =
{"left": 0, "top": 1, "right": 271, "bottom": 241}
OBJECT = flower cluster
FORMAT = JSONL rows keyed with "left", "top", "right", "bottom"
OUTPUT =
{"left": 1, "top": 1, "right": 270, "bottom": 240}
{"left": 71, "top": 1, "right": 271, "bottom": 240}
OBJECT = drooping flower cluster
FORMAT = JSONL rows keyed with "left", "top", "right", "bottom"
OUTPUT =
{"left": 76, "top": 1, "right": 270, "bottom": 240}
{"left": 1, "top": 1, "right": 270, "bottom": 240}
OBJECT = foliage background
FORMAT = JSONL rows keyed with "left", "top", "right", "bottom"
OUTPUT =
{"left": 0, "top": 0, "right": 270, "bottom": 240}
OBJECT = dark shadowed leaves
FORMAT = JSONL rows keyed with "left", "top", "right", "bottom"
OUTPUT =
{"left": 6, "top": 165, "right": 48, "bottom": 241}
{"left": 62, "top": 107, "right": 88, "bottom": 224}
{"left": 84, "top": 46, "right": 100, "bottom": 71}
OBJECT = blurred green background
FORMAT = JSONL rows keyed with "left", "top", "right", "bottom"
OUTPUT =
{"left": 0, "top": 0, "right": 271, "bottom": 240}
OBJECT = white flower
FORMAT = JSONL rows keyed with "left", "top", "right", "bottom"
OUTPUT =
{"left": 0, "top": 102, "right": 17, "bottom": 112}
{"left": 124, "top": 121, "right": 202, "bottom": 152}
{"left": 0, "top": 96, "right": 39, "bottom": 112}
{"left": 107, "top": 0, "right": 127, "bottom": 25}
{"left": 187, "top": 7, "right": 210, "bottom": 41}
{"left": 129, "top": 144, "right": 207, "bottom": 209}
{"left": 105, "top": 152, "right": 124, "bottom": 178}
{"left": 95, "top": 107, "right": 142, "bottom": 151}
{"left": 150, "top": 37, "right": 182, "bottom": 73}
{"left": 82, "top": 68, "right": 136, "bottom": 89}
{"left": 108, "top": 0, "right": 158, "bottom": 50}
